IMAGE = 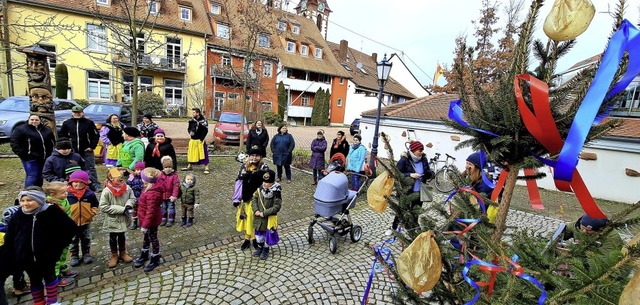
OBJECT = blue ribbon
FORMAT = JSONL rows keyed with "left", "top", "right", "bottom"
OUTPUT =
{"left": 448, "top": 100, "right": 499, "bottom": 137}
{"left": 556, "top": 20, "right": 640, "bottom": 182}
{"left": 478, "top": 151, "right": 497, "bottom": 188}
{"left": 444, "top": 188, "right": 487, "bottom": 214}
{"left": 362, "top": 237, "right": 396, "bottom": 305}
{"left": 462, "top": 259, "right": 501, "bottom": 305}
{"left": 510, "top": 255, "right": 547, "bottom": 305}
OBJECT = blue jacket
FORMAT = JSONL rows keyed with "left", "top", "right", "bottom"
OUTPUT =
{"left": 270, "top": 132, "right": 295, "bottom": 166}
{"left": 127, "top": 175, "right": 145, "bottom": 199}
{"left": 43, "top": 150, "right": 87, "bottom": 182}
{"left": 346, "top": 144, "right": 366, "bottom": 172}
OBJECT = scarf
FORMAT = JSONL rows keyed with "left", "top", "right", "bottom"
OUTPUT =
{"left": 152, "top": 141, "right": 163, "bottom": 157}
{"left": 182, "top": 182, "right": 193, "bottom": 189}
{"left": 107, "top": 181, "right": 128, "bottom": 197}
{"left": 255, "top": 128, "right": 263, "bottom": 135}
{"left": 67, "top": 186, "right": 87, "bottom": 201}
{"left": 410, "top": 151, "right": 423, "bottom": 163}
{"left": 260, "top": 182, "right": 282, "bottom": 199}
{"left": 352, "top": 143, "right": 361, "bottom": 150}
{"left": 333, "top": 138, "right": 341, "bottom": 150}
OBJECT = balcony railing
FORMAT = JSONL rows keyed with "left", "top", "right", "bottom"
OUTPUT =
{"left": 112, "top": 51, "right": 187, "bottom": 73}
{"left": 210, "top": 65, "right": 260, "bottom": 87}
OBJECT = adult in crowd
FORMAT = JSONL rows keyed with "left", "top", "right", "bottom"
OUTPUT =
{"left": 182, "top": 108, "right": 209, "bottom": 174}
{"left": 137, "top": 114, "right": 159, "bottom": 143}
{"left": 345, "top": 134, "right": 367, "bottom": 191}
{"left": 100, "top": 114, "right": 125, "bottom": 168}
{"left": 10, "top": 114, "right": 55, "bottom": 187}
{"left": 309, "top": 130, "right": 327, "bottom": 185}
{"left": 329, "top": 130, "right": 349, "bottom": 159}
{"left": 270, "top": 125, "right": 295, "bottom": 183}
{"left": 144, "top": 129, "right": 177, "bottom": 171}
{"left": 462, "top": 151, "right": 499, "bottom": 223}
{"left": 59, "top": 106, "right": 101, "bottom": 191}
{"left": 246, "top": 120, "right": 269, "bottom": 157}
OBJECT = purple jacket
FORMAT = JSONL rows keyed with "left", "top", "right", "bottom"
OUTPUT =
{"left": 309, "top": 138, "right": 327, "bottom": 169}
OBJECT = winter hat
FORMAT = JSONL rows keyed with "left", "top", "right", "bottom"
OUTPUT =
{"left": 71, "top": 105, "right": 84, "bottom": 113}
{"left": 141, "top": 168, "right": 160, "bottom": 183}
{"left": 68, "top": 170, "right": 90, "bottom": 184}
{"left": 579, "top": 215, "right": 608, "bottom": 231}
{"left": 466, "top": 152, "right": 482, "bottom": 168}
{"left": 17, "top": 190, "right": 47, "bottom": 207}
{"left": 56, "top": 137, "right": 73, "bottom": 150}
{"left": 64, "top": 163, "right": 82, "bottom": 175}
{"left": 409, "top": 140, "right": 424, "bottom": 152}
{"left": 247, "top": 145, "right": 262, "bottom": 156}
{"left": 143, "top": 114, "right": 153, "bottom": 120}
{"left": 123, "top": 126, "right": 141, "bottom": 138}
{"left": 153, "top": 128, "right": 165, "bottom": 136}
{"left": 262, "top": 169, "right": 276, "bottom": 183}
{"left": 134, "top": 162, "right": 146, "bottom": 170}
{"left": 161, "top": 156, "right": 173, "bottom": 168}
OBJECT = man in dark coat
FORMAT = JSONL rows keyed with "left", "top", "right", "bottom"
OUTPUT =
{"left": 59, "top": 106, "right": 101, "bottom": 191}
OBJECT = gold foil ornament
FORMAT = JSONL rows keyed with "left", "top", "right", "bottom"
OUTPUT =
{"left": 397, "top": 230, "right": 442, "bottom": 294}
{"left": 543, "top": 0, "right": 595, "bottom": 41}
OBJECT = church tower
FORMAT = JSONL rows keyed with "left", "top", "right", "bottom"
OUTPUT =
{"left": 295, "top": 0, "right": 331, "bottom": 40}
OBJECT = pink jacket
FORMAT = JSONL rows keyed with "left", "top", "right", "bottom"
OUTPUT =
{"left": 159, "top": 171, "right": 180, "bottom": 200}
{"left": 138, "top": 183, "right": 164, "bottom": 228}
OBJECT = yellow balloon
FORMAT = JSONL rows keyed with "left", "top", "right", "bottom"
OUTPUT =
{"left": 543, "top": 0, "right": 595, "bottom": 41}
{"left": 398, "top": 231, "right": 443, "bottom": 294}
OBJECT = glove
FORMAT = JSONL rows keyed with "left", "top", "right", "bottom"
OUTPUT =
{"left": 141, "top": 227, "right": 148, "bottom": 233}
{"left": 124, "top": 206, "right": 133, "bottom": 216}
{"left": 233, "top": 201, "right": 240, "bottom": 208}
{"left": 194, "top": 203, "right": 201, "bottom": 209}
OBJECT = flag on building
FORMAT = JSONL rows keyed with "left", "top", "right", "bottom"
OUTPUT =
{"left": 433, "top": 64, "right": 443, "bottom": 86}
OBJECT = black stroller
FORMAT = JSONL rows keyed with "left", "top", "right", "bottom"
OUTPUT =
{"left": 308, "top": 171, "right": 367, "bottom": 254}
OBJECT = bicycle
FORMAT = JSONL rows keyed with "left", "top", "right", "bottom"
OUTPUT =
{"left": 429, "top": 152, "right": 458, "bottom": 193}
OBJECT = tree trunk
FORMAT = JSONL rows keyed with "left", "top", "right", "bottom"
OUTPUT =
{"left": 491, "top": 165, "right": 518, "bottom": 243}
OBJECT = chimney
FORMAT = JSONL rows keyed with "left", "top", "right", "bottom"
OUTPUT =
{"left": 339, "top": 40, "right": 348, "bottom": 61}
{"left": 371, "top": 53, "right": 378, "bottom": 63}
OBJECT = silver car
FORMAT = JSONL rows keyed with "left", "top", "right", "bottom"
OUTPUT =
{"left": 0, "top": 96, "right": 79, "bottom": 140}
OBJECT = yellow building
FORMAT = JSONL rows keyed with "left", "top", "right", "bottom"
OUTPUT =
{"left": 2, "top": 0, "right": 211, "bottom": 112}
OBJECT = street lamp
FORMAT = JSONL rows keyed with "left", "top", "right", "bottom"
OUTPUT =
{"left": 369, "top": 54, "right": 392, "bottom": 177}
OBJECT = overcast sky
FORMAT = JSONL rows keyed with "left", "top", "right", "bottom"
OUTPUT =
{"left": 321, "top": 0, "right": 640, "bottom": 86}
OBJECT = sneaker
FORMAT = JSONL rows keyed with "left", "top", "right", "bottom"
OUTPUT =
{"left": 61, "top": 270, "right": 79, "bottom": 278}
{"left": 69, "top": 256, "right": 81, "bottom": 267}
{"left": 181, "top": 166, "right": 192, "bottom": 171}
{"left": 82, "top": 254, "right": 94, "bottom": 264}
{"left": 385, "top": 229, "right": 394, "bottom": 236}
{"left": 286, "top": 179, "right": 292, "bottom": 184}
{"left": 58, "top": 276, "right": 75, "bottom": 288}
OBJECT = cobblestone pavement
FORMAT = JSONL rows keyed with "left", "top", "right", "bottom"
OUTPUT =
{"left": 7, "top": 192, "right": 569, "bottom": 305}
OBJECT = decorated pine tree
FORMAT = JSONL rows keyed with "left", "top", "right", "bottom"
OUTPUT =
{"left": 374, "top": 0, "right": 640, "bottom": 304}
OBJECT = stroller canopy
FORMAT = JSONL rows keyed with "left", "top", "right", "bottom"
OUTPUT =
{"left": 314, "top": 172, "right": 349, "bottom": 203}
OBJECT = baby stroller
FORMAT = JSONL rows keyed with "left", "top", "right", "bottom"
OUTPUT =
{"left": 308, "top": 171, "right": 367, "bottom": 254}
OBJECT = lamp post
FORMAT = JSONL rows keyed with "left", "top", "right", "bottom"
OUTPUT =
{"left": 369, "top": 54, "right": 392, "bottom": 178}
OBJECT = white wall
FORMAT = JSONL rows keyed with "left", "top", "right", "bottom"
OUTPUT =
{"left": 360, "top": 118, "right": 640, "bottom": 204}
{"left": 342, "top": 80, "right": 380, "bottom": 125}
{"left": 388, "top": 54, "right": 429, "bottom": 98}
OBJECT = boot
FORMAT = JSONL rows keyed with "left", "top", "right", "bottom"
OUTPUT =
{"left": 252, "top": 242, "right": 264, "bottom": 257}
{"left": 160, "top": 218, "right": 167, "bottom": 226}
{"left": 260, "top": 247, "right": 270, "bottom": 260}
{"left": 143, "top": 254, "right": 161, "bottom": 272}
{"left": 185, "top": 217, "right": 193, "bottom": 227}
{"left": 166, "top": 219, "right": 174, "bottom": 227}
{"left": 128, "top": 218, "right": 138, "bottom": 230}
{"left": 133, "top": 250, "right": 149, "bottom": 268}
{"left": 180, "top": 217, "right": 187, "bottom": 226}
{"left": 119, "top": 250, "right": 133, "bottom": 263}
{"left": 108, "top": 252, "right": 118, "bottom": 268}
{"left": 252, "top": 239, "right": 259, "bottom": 250}
{"left": 312, "top": 179, "right": 317, "bottom": 185}
{"left": 82, "top": 253, "right": 93, "bottom": 264}
{"left": 69, "top": 252, "right": 80, "bottom": 267}
{"left": 181, "top": 165, "right": 192, "bottom": 171}
{"left": 240, "top": 239, "right": 251, "bottom": 251}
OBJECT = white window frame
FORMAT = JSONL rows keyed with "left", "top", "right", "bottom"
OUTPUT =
{"left": 292, "top": 25, "right": 300, "bottom": 34}
{"left": 166, "top": 37, "right": 182, "bottom": 66}
{"left": 179, "top": 6, "right": 192, "bottom": 21}
{"left": 315, "top": 48, "right": 322, "bottom": 59}
{"left": 258, "top": 33, "right": 270, "bottom": 48}
{"left": 96, "top": 0, "right": 109, "bottom": 5}
{"left": 87, "top": 71, "right": 110, "bottom": 100}
{"left": 148, "top": 1, "right": 158, "bottom": 14}
{"left": 277, "top": 21, "right": 286, "bottom": 31}
{"left": 300, "top": 45, "right": 308, "bottom": 56}
{"left": 337, "top": 98, "right": 343, "bottom": 107}
{"left": 123, "top": 75, "right": 153, "bottom": 98}
{"left": 87, "top": 24, "right": 107, "bottom": 52}
{"left": 286, "top": 41, "right": 295, "bottom": 53}
{"left": 164, "top": 79, "right": 184, "bottom": 106}
{"left": 263, "top": 62, "right": 273, "bottom": 78}
{"left": 301, "top": 94, "right": 309, "bottom": 106}
{"left": 214, "top": 91, "right": 225, "bottom": 112}
{"left": 210, "top": 2, "right": 221, "bottom": 14}
{"left": 221, "top": 55, "right": 231, "bottom": 67}
{"left": 217, "top": 23, "right": 230, "bottom": 39}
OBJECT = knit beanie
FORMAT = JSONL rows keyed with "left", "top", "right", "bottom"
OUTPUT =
{"left": 134, "top": 161, "right": 146, "bottom": 170}
{"left": 17, "top": 190, "right": 47, "bottom": 207}
{"left": 262, "top": 169, "right": 276, "bottom": 183}
{"left": 154, "top": 128, "right": 165, "bottom": 135}
{"left": 409, "top": 140, "right": 424, "bottom": 152}
{"left": 466, "top": 152, "right": 482, "bottom": 168}
{"left": 65, "top": 163, "right": 82, "bottom": 175}
{"left": 161, "top": 156, "right": 173, "bottom": 168}
{"left": 56, "top": 137, "right": 73, "bottom": 150}
{"left": 68, "top": 170, "right": 90, "bottom": 184}
{"left": 247, "top": 145, "right": 262, "bottom": 156}
{"left": 579, "top": 215, "right": 608, "bottom": 231}
{"left": 143, "top": 114, "right": 153, "bottom": 120}
{"left": 123, "top": 126, "right": 141, "bottom": 138}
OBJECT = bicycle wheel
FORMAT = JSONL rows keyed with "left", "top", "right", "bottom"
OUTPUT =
{"left": 435, "top": 167, "right": 456, "bottom": 193}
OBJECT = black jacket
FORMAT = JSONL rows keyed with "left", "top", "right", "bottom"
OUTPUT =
{"left": 10, "top": 123, "right": 55, "bottom": 161}
{"left": 144, "top": 137, "right": 178, "bottom": 171}
{"left": 330, "top": 138, "right": 350, "bottom": 159}
{"left": 187, "top": 115, "right": 208, "bottom": 141}
{"left": 397, "top": 153, "right": 435, "bottom": 183}
{"left": 59, "top": 117, "right": 99, "bottom": 152}
{"left": 246, "top": 128, "right": 269, "bottom": 156}
{"left": 42, "top": 150, "right": 87, "bottom": 182}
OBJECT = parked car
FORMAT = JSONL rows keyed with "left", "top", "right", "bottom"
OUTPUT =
{"left": 82, "top": 102, "right": 143, "bottom": 129}
{"left": 213, "top": 111, "right": 251, "bottom": 145}
{"left": 0, "top": 96, "right": 79, "bottom": 140}
{"left": 350, "top": 118, "right": 361, "bottom": 136}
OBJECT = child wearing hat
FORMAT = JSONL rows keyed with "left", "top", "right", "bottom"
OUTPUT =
{"left": 43, "top": 137, "right": 87, "bottom": 183}
{"left": 159, "top": 156, "right": 180, "bottom": 226}
{"left": 67, "top": 170, "right": 100, "bottom": 267}
{"left": 99, "top": 168, "right": 135, "bottom": 268}
{"left": 134, "top": 168, "right": 164, "bottom": 272}
{"left": 117, "top": 127, "right": 145, "bottom": 173}
{"left": 251, "top": 169, "right": 281, "bottom": 260}
{"left": 143, "top": 128, "right": 177, "bottom": 171}
{"left": 44, "top": 182, "right": 78, "bottom": 288}
{"left": 3, "top": 187, "right": 76, "bottom": 305}
{"left": 178, "top": 173, "right": 200, "bottom": 227}
{"left": 126, "top": 162, "right": 146, "bottom": 230}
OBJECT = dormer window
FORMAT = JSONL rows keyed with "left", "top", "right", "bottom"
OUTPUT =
{"left": 292, "top": 25, "right": 300, "bottom": 34}
{"left": 210, "top": 2, "right": 221, "bottom": 14}
{"left": 277, "top": 21, "right": 286, "bottom": 31}
{"left": 217, "top": 23, "right": 230, "bottom": 39}
{"left": 286, "top": 41, "right": 295, "bottom": 53}
{"left": 258, "top": 33, "right": 270, "bottom": 48}
{"left": 96, "top": 0, "right": 109, "bottom": 5}
{"left": 179, "top": 6, "right": 192, "bottom": 21}
{"left": 315, "top": 48, "right": 322, "bottom": 59}
{"left": 300, "top": 45, "right": 308, "bottom": 56}
{"left": 148, "top": 1, "right": 158, "bottom": 14}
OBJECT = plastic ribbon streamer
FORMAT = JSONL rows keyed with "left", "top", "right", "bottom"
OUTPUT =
{"left": 478, "top": 151, "right": 497, "bottom": 189}
{"left": 444, "top": 187, "right": 488, "bottom": 214}
{"left": 523, "top": 169, "right": 544, "bottom": 210}
{"left": 448, "top": 100, "right": 499, "bottom": 137}
{"left": 362, "top": 236, "right": 396, "bottom": 305}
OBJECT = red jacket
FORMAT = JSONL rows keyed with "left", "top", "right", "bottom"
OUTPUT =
{"left": 159, "top": 171, "right": 180, "bottom": 200}
{"left": 137, "top": 183, "right": 164, "bottom": 228}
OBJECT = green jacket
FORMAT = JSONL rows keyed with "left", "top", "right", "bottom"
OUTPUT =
{"left": 117, "top": 138, "right": 145, "bottom": 170}
{"left": 251, "top": 184, "right": 282, "bottom": 232}
{"left": 99, "top": 186, "right": 135, "bottom": 233}
{"left": 179, "top": 183, "right": 199, "bottom": 205}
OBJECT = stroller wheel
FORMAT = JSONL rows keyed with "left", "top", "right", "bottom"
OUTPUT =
{"left": 350, "top": 225, "right": 363, "bottom": 242}
{"left": 329, "top": 236, "right": 338, "bottom": 254}
{"left": 307, "top": 226, "right": 315, "bottom": 244}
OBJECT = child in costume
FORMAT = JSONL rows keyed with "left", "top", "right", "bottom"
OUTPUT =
{"left": 67, "top": 170, "right": 100, "bottom": 267}
{"left": 251, "top": 169, "right": 282, "bottom": 260}
{"left": 99, "top": 168, "right": 135, "bottom": 268}
{"left": 134, "top": 168, "right": 164, "bottom": 272}
{"left": 159, "top": 156, "right": 180, "bottom": 226}
{"left": 117, "top": 127, "right": 145, "bottom": 175}
{"left": 44, "top": 182, "right": 78, "bottom": 287}
{"left": 3, "top": 187, "right": 75, "bottom": 305}
{"left": 179, "top": 173, "right": 200, "bottom": 227}
{"left": 126, "top": 162, "right": 146, "bottom": 230}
